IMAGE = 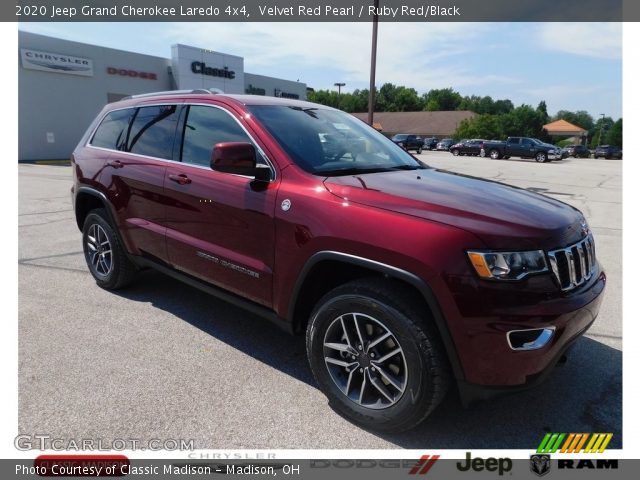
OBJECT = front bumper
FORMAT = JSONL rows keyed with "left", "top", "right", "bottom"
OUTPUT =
{"left": 445, "top": 266, "right": 605, "bottom": 393}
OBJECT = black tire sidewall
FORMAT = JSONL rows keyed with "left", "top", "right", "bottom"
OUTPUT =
{"left": 307, "top": 293, "right": 436, "bottom": 431}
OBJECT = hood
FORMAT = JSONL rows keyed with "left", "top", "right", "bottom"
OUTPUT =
{"left": 323, "top": 168, "right": 585, "bottom": 250}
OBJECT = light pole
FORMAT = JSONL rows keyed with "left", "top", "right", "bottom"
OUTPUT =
{"left": 367, "top": 0, "right": 379, "bottom": 126}
{"left": 597, "top": 113, "right": 605, "bottom": 146}
{"left": 334, "top": 82, "right": 345, "bottom": 108}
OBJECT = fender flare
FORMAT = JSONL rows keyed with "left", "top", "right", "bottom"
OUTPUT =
{"left": 289, "top": 251, "right": 465, "bottom": 381}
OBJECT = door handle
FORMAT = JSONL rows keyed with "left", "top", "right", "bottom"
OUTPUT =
{"left": 168, "top": 173, "right": 192, "bottom": 185}
{"left": 106, "top": 160, "right": 123, "bottom": 169}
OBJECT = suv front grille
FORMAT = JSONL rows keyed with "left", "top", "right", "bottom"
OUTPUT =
{"left": 548, "top": 235, "right": 596, "bottom": 291}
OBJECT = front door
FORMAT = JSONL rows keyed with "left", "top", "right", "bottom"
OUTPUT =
{"left": 163, "top": 104, "right": 278, "bottom": 307}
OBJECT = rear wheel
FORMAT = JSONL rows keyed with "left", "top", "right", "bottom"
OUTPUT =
{"left": 452, "top": 149, "right": 460, "bottom": 156}
{"left": 82, "top": 209, "right": 137, "bottom": 290}
{"left": 489, "top": 149, "right": 501, "bottom": 160}
{"left": 417, "top": 147, "right": 423, "bottom": 154}
{"left": 306, "top": 278, "right": 450, "bottom": 433}
{"left": 535, "top": 152, "right": 548, "bottom": 163}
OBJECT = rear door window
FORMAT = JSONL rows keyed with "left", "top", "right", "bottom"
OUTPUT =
{"left": 91, "top": 109, "right": 135, "bottom": 150}
{"left": 127, "top": 105, "right": 180, "bottom": 160}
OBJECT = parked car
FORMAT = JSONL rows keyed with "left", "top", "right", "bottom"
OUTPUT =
{"left": 391, "top": 134, "right": 423, "bottom": 153}
{"left": 480, "top": 137, "right": 563, "bottom": 162}
{"left": 436, "top": 138, "right": 455, "bottom": 151}
{"left": 422, "top": 137, "right": 438, "bottom": 150}
{"left": 593, "top": 145, "right": 622, "bottom": 159}
{"left": 562, "top": 144, "right": 591, "bottom": 158}
{"left": 73, "top": 91, "right": 605, "bottom": 433}
{"left": 450, "top": 139, "right": 485, "bottom": 156}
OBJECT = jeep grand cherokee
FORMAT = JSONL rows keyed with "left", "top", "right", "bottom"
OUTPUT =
{"left": 71, "top": 91, "right": 605, "bottom": 432}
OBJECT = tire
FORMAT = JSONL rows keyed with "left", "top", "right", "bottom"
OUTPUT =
{"left": 82, "top": 208, "right": 137, "bottom": 290}
{"left": 417, "top": 147, "right": 423, "bottom": 154}
{"left": 535, "top": 152, "right": 548, "bottom": 163}
{"left": 306, "top": 278, "right": 450, "bottom": 433}
{"left": 489, "top": 149, "right": 501, "bottom": 160}
{"left": 452, "top": 149, "right": 460, "bottom": 156}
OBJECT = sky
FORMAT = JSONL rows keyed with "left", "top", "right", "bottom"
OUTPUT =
{"left": 18, "top": 22, "right": 623, "bottom": 119}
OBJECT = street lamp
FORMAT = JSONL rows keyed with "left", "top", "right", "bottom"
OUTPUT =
{"left": 597, "top": 113, "right": 605, "bottom": 146}
{"left": 334, "top": 82, "right": 346, "bottom": 108}
{"left": 367, "top": 0, "right": 379, "bottom": 126}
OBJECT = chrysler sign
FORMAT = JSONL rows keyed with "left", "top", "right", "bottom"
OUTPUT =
{"left": 21, "top": 49, "right": 93, "bottom": 77}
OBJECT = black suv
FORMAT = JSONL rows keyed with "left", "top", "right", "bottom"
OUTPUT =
{"left": 563, "top": 145, "right": 590, "bottom": 158}
{"left": 594, "top": 145, "right": 622, "bottom": 159}
{"left": 422, "top": 137, "right": 438, "bottom": 150}
{"left": 391, "top": 134, "right": 423, "bottom": 153}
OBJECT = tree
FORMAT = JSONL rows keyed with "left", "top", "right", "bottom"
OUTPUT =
{"left": 500, "top": 105, "right": 548, "bottom": 138}
{"left": 454, "top": 114, "right": 503, "bottom": 140}
{"left": 421, "top": 88, "right": 462, "bottom": 111}
{"left": 606, "top": 119, "right": 622, "bottom": 146}
{"left": 554, "top": 110, "right": 594, "bottom": 132}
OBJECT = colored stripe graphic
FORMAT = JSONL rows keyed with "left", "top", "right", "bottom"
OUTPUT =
{"left": 537, "top": 433, "right": 565, "bottom": 453}
{"left": 538, "top": 433, "right": 613, "bottom": 453}
{"left": 409, "top": 455, "right": 440, "bottom": 475}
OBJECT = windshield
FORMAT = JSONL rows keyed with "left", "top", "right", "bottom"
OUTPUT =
{"left": 391, "top": 134, "right": 408, "bottom": 141}
{"left": 248, "top": 105, "right": 423, "bottom": 176}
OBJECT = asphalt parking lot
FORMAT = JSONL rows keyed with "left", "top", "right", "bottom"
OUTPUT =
{"left": 18, "top": 152, "right": 622, "bottom": 450}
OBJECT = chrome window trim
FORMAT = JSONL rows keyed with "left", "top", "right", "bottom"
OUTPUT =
{"left": 85, "top": 101, "right": 277, "bottom": 181}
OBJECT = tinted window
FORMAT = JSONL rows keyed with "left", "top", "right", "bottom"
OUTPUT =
{"left": 91, "top": 109, "right": 134, "bottom": 150}
{"left": 181, "top": 106, "right": 255, "bottom": 167}
{"left": 128, "top": 105, "right": 179, "bottom": 159}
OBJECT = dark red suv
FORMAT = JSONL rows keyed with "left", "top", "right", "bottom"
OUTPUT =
{"left": 71, "top": 91, "right": 605, "bottom": 432}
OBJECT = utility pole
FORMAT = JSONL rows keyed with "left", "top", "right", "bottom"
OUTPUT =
{"left": 597, "top": 113, "right": 605, "bottom": 146}
{"left": 367, "top": 0, "right": 379, "bottom": 126}
{"left": 334, "top": 82, "right": 345, "bottom": 109}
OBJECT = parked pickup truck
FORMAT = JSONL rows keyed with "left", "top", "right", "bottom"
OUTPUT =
{"left": 391, "top": 134, "right": 423, "bottom": 153}
{"left": 480, "top": 137, "right": 562, "bottom": 163}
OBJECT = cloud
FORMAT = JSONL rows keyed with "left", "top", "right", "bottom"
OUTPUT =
{"left": 161, "top": 22, "right": 515, "bottom": 91}
{"left": 537, "top": 23, "right": 621, "bottom": 59}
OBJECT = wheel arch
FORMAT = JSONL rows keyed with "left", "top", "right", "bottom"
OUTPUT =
{"left": 288, "top": 251, "right": 465, "bottom": 381}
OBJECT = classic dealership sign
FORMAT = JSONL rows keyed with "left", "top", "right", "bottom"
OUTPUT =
{"left": 20, "top": 48, "right": 93, "bottom": 76}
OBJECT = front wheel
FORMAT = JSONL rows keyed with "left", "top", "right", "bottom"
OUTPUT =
{"left": 306, "top": 278, "right": 450, "bottom": 433}
{"left": 417, "top": 147, "right": 423, "bottom": 154}
{"left": 535, "top": 152, "right": 548, "bottom": 163}
{"left": 452, "top": 149, "right": 460, "bottom": 156}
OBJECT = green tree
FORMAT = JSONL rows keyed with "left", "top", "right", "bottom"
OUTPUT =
{"left": 554, "top": 110, "right": 594, "bottom": 132}
{"left": 454, "top": 114, "right": 503, "bottom": 140}
{"left": 421, "top": 88, "right": 462, "bottom": 111}
{"left": 606, "top": 118, "right": 622, "bottom": 146}
{"left": 500, "top": 105, "right": 548, "bottom": 138}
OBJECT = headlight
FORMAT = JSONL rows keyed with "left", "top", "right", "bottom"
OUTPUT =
{"left": 467, "top": 250, "right": 548, "bottom": 280}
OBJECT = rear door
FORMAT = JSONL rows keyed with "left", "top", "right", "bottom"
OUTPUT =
{"left": 163, "top": 104, "right": 278, "bottom": 307}
{"left": 90, "top": 104, "right": 182, "bottom": 262}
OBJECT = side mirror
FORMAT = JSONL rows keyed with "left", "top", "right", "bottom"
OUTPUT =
{"left": 211, "top": 142, "right": 271, "bottom": 181}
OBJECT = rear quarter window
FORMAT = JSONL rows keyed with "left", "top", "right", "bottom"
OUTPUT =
{"left": 90, "top": 109, "right": 135, "bottom": 150}
{"left": 127, "top": 105, "right": 179, "bottom": 160}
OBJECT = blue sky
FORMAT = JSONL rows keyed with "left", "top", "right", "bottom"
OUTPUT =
{"left": 19, "top": 22, "right": 622, "bottom": 118}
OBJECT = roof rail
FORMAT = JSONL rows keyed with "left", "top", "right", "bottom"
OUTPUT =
{"left": 122, "top": 89, "right": 218, "bottom": 100}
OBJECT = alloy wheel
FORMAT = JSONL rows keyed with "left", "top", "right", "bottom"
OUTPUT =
{"left": 86, "top": 223, "right": 113, "bottom": 276}
{"left": 323, "top": 312, "right": 407, "bottom": 409}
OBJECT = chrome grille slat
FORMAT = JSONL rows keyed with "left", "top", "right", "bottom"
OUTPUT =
{"left": 548, "top": 234, "right": 596, "bottom": 291}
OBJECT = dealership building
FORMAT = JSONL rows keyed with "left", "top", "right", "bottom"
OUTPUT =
{"left": 18, "top": 31, "right": 308, "bottom": 161}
